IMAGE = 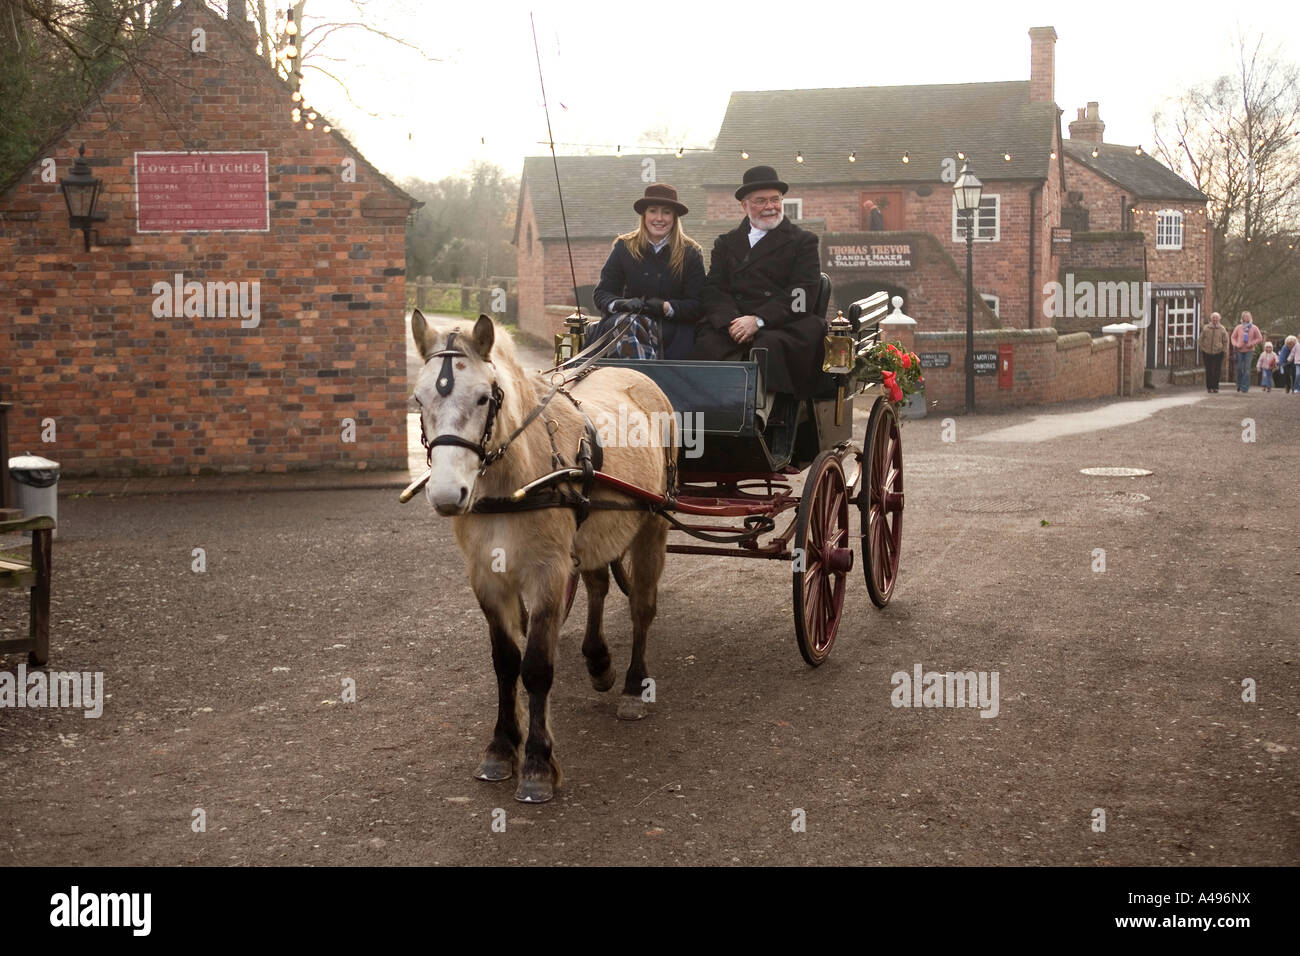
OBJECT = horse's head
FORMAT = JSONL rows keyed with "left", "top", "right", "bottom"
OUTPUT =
{"left": 411, "top": 310, "right": 502, "bottom": 515}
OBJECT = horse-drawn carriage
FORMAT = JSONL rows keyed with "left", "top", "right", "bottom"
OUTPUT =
{"left": 405, "top": 278, "right": 908, "bottom": 800}
{"left": 575, "top": 278, "right": 905, "bottom": 666}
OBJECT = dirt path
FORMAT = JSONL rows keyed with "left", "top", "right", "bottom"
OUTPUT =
{"left": 1, "top": 363, "right": 1295, "bottom": 865}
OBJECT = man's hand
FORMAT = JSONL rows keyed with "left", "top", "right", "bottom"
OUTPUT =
{"left": 645, "top": 297, "right": 668, "bottom": 316}
{"left": 729, "top": 315, "right": 760, "bottom": 344}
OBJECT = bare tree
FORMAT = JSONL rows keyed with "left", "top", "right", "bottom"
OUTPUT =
{"left": 1154, "top": 33, "right": 1300, "bottom": 322}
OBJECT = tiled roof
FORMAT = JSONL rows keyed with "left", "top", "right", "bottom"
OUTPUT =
{"left": 521, "top": 154, "right": 709, "bottom": 240}
{"left": 1062, "top": 141, "right": 1207, "bottom": 202}
{"left": 704, "top": 81, "right": 1060, "bottom": 186}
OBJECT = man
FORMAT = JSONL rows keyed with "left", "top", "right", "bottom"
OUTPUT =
{"left": 692, "top": 165, "right": 823, "bottom": 412}
{"left": 1230, "top": 311, "right": 1264, "bottom": 392}
{"left": 1197, "top": 312, "right": 1229, "bottom": 393}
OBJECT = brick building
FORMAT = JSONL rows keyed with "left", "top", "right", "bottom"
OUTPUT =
{"left": 1061, "top": 103, "right": 1211, "bottom": 371}
{"left": 0, "top": 0, "right": 419, "bottom": 475}
{"left": 515, "top": 26, "right": 1211, "bottom": 385}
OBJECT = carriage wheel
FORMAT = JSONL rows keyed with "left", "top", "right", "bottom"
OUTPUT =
{"left": 792, "top": 451, "right": 853, "bottom": 667}
{"left": 860, "top": 399, "right": 904, "bottom": 607}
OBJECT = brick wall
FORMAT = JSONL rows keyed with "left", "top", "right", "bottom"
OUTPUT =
{"left": 913, "top": 326, "right": 1137, "bottom": 412}
{"left": 0, "top": 3, "right": 412, "bottom": 476}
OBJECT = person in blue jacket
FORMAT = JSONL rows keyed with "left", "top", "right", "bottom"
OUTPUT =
{"left": 590, "top": 183, "right": 705, "bottom": 359}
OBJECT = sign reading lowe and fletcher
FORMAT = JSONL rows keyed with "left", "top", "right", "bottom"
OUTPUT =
{"left": 135, "top": 151, "right": 269, "bottom": 232}
{"left": 825, "top": 238, "right": 914, "bottom": 270}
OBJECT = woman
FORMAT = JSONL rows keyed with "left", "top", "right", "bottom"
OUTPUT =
{"left": 590, "top": 183, "right": 705, "bottom": 360}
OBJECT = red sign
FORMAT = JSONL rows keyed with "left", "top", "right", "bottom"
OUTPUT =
{"left": 998, "top": 344, "right": 1014, "bottom": 389}
{"left": 135, "top": 151, "right": 269, "bottom": 232}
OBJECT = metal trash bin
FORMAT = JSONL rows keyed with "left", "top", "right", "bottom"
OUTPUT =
{"left": 8, "top": 453, "right": 60, "bottom": 535}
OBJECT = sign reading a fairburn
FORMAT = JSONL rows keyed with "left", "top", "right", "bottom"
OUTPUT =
{"left": 135, "top": 151, "right": 269, "bottom": 232}
{"left": 825, "top": 238, "right": 914, "bottom": 270}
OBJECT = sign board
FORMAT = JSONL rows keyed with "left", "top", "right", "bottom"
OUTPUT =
{"left": 1150, "top": 286, "right": 1204, "bottom": 299}
{"left": 1051, "top": 227, "right": 1071, "bottom": 246}
{"left": 135, "top": 151, "right": 269, "bottom": 232}
{"left": 973, "top": 351, "right": 999, "bottom": 375}
{"left": 825, "top": 238, "right": 914, "bottom": 270}
{"left": 918, "top": 352, "right": 951, "bottom": 369}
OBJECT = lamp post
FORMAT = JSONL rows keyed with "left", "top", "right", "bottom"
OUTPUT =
{"left": 59, "top": 144, "right": 104, "bottom": 252}
{"left": 953, "top": 160, "right": 983, "bottom": 413}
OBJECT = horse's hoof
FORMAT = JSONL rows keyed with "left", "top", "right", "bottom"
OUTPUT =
{"left": 474, "top": 756, "right": 515, "bottom": 782}
{"left": 514, "top": 778, "right": 554, "bottom": 803}
{"left": 590, "top": 665, "right": 617, "bottom": 693}
{"left": 617, "top": 695, "right": 648, "bottom": 720}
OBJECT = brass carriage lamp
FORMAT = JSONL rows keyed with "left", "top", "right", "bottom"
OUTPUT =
{"left": 823, "top": 310, "right": 856, "bottom": 425}
{"left": 823, "top": 310, "right": 855, "bottom": 374}
{"left": 554, "top": 311, "right": 587, "bottom": 365}
{"left": 60, "top": 144, "right": 106, "bottom": 252}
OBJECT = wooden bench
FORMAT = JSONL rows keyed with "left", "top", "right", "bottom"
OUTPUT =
{"left": 0, "top": 515, "right": 54, "bottom": 666}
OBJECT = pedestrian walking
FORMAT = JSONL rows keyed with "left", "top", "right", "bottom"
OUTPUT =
{"left": 1198, "top": 312, "right": 1229, "bottom": 393}
{"left": 1280, "top": 335, "right": 1298, "bottom": 394}
{"left": 1257, "top": 342, "right": 1279, "bottom": 392}
{"left": 1231, "top": 312, "right": 1263, "bottom": 392}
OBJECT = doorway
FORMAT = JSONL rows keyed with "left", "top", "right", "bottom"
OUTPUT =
{"left": 860, "top": 190, "right": 905, "bottom": 231}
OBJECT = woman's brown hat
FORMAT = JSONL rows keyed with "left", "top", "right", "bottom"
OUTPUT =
{"left": 634, "top": 183, "right": 688, "bottom": 216}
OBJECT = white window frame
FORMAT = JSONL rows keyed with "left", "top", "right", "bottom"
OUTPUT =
{"left": 1156, "top": 209, "right": 1183, "bottom": 250}
{"left": 953, "top": 194, "right": 1000, "bottom": 242}
{"left": 783, "top": 198, "right": 803, "bottom": 220}
{"left": 979, "top": 293, "right": 1000, "bottom": 316}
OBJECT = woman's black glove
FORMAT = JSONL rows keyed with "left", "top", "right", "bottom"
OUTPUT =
{"left": 644, "top": 297, "right": 668, "bottom": 316}
{"left": 611, "top": 297, "right": 645, "bottom": 314}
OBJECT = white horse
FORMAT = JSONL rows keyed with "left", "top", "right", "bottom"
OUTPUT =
{"left": 410, "top": 311, "right": 675, "bottom": 803}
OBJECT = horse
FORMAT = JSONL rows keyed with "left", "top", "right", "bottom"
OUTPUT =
{"left": 410, "top": 310, "right": 676, "bottom": 803}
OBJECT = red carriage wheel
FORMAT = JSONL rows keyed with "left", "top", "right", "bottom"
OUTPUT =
{"left": 860, "top": 398, "right": 904, "bottom": 607}
{"left": 792, "top": 451, "right": 854, "bottom": 667}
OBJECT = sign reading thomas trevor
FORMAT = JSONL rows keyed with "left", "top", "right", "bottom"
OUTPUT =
{"left": 135, "top": 151, "right": 269, "bottom": 232}
{"left": 826, "top": 240, "right": 914, "bottom": 270}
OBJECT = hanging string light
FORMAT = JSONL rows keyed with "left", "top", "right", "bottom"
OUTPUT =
{"left": 901, "top": 152, "right": 909, "bottom": 164}
{"left": 741, "top": 149, "right": 749, "bottom": 159}
{"left": 796, "top": 151, "right": 803, "bottom": 163}
{"left": 848, "top": 151, "right": 856, "bottom": 162}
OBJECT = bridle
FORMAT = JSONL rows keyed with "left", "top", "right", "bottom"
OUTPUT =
{"left": 419, "top": 331, "right": 506, "bottom": 471}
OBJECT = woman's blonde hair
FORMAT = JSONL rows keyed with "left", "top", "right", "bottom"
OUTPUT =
{"left": 615, "top": 209, "right": 700, "bottom": 279}
{"left": 1287, "top": 335, "right": 1298, "bottom": 347}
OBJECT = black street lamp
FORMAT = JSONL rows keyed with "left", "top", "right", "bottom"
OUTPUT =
{"left": 953, "top": 160, "right": 983, "bottom": 413}
{"left": 60, "top": 144, "right": 105, "bottom": 252}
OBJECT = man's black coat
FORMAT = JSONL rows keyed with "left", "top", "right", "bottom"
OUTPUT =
{"left": 692, "top": 216, "right": 824, "bottom": 398}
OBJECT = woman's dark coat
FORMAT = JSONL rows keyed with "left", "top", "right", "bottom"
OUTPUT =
{"left": 592, "top": 238, "right": 706, "bottom": 359}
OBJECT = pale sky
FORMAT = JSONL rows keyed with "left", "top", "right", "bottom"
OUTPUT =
{"left": 290, "top": 0, "right": 1300, "bottom": 184}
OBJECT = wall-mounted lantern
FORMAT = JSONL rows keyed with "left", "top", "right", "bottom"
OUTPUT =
{"left": 59, "top": 144, "right": 105, "bottom": 251}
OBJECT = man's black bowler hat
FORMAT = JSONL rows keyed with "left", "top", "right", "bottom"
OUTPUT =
{"left": 735, "top": 165, "right": 789, "bottom": 201}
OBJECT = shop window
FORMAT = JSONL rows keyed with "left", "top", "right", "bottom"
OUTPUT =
{"left": 953, "top": 195, "right": 1000, "bottom": 242}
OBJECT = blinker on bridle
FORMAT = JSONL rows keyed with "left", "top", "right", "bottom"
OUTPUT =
{"left": 420, "top": 330, "right": 505, "bottom": 469}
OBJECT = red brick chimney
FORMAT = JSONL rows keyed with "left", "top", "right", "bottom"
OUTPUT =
{"left": 1028, "top": 26, "right": 1057, "bottom": 103}
{"left": 1068, "top": 102, "right": 1106, "bottom": 144}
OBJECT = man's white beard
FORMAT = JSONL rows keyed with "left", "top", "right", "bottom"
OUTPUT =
{"left": 750, "top": 211, "right": 783, "bottom": 231}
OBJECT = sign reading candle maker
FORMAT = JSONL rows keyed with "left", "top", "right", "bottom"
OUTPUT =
{"left": 135, "top": 151, "right": 269, "bottom": 232}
